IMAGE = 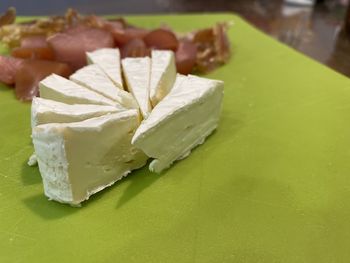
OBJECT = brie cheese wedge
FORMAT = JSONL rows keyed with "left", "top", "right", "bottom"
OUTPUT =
{"left": 40, "top": 74, "right": 116, "bottom": 106}
{"left": 122, "top": 57, "right": 152, "bottom": 119}
{"left": 150, "top": 50, "right": 176, "bottom": 107}
{"left": 32, "top": 110, "right": 148, "bottom": 205}
{"left": 132, "top": 75, "right": 224, "bottom": 173}
{"left": 31, "top": 97, "right": 124, "bottom": 127}
{"left": 86, "top": 48, "right": 123, "bottom": 90}
{"left": 70, "top": 64, "right": 138, "bottom": 109}
{"left": 30, "top": 47, "right": 225, "bottom": 205}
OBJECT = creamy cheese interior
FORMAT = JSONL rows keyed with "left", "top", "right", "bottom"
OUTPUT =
{"left": 32, "top": 111, "right": 148, "bottom": 205}
{"left": 70, "top": 64, "right": 138, "bottom": 109}
{"left": 132, "top": 75, "right": 224, "bottom": 173}
{"left": 87, "top": 48, "right": 123, "bottom": 89}
{"left": 40, "top": 74, "right": 116, "bottom": 106}
{"left": 149, "top": 50, "right": 176, "bottom": 107}
{"left": 31, "top": 97, "right": 124, "bottom": 127}
{"left": 122, "top": 57, "right": 152, "bottom": 119}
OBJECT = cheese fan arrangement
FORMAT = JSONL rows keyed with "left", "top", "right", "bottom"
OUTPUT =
{"left": 29, "top": 48, "right": 224, "bottom": 206}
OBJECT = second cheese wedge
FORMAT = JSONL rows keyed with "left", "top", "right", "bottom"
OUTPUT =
{"left": 70, "top": 64, "right": 138, "bottom": 109}
{"left": 150, "top": 50, "right": 176, "bottom": 107}
{"left": 31, "top": 97, "right": 124, "bottom": 127}
{"left": 132, "top": 75, "right": 224, "bottom": 173}
{"left": 32, "top": 110, "right": 148, "bottom": 205}
{"left": 122, "top": 57, "right": 152, "bottom": 119}
{"left": 87, "top": 48, "right": 123, "bottom": 89}
{"left": 40, "top": 74, "right": 116, "bottom": 106}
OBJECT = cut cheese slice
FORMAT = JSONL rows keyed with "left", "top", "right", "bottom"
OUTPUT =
{"left": 31, "top": 97, "right": 124, "bottom": 127}
{"left": 86, "top": 48, "right": 123, "bottom": 89}
{"left": 70, "top": 64, "right": 138, "bottom": 109}
{"left": 122, "top": 57, "right": 152, "bottom": 119}
{"left": 150, "top": 50, "right": 176, "bottom": 107}
{"left": 32, "top": 110, "right": 148, "bottom": 205}
{"left": 40, "top": 74, "right": 116, "bottom": 106}
{"left": 132, "top": 75, "right": 224, "bottom": 173}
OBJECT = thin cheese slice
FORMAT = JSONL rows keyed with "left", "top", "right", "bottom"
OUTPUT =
{"left": 70, "top": 64, "right": 138, "bottom": 109}
{"left": 32, "top": 110, "right": 148, "bottom": 205}
{"left": 86, "top": 48, "right": 123, "bottom": 89}
{"left": 132, "top": 75, "right": 224, "bottom": 173}
{"left": 40, "top": 74, "right": 116, "bottom": 106}
{"left": 150, "top": 50, "right": 176, "bottom": 107}
{"left": 31, "top": 97, "right": 124, "bottom": 127}
{"left": 122, "top": 57, "right": 152, "bottom": 119}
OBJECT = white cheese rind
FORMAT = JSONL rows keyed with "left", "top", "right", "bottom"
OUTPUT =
{"left": 150, "top": 50, "right": 176, "bottom": 107}
{"left": 32, "top": 111, "right": 148, "bottom": 205}
{"left": 31, "top": 97, "right": 124, "bottom": 127}
{"left": 32, "top": 128, "right": 73, "bottom": 203}
{"left": 70, "top": 64, "right": 138, "bottom": 109}
{"left": 39, "top": 74, "right": 115, "bottom": 106}
{"left": 132, "top": 75, "right": 224, "bottom": 173}
{"left": 122, "top": 57, "right": 152, "bottom": 119}
{"left": 27, "top": 154, "right": 38, "bottom": 166}
{"left": 86, "top": 48, "right": 123, "bottom": 89}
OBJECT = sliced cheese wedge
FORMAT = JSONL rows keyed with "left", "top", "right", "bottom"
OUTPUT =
{"left": 32, "top": 110, "right": 148, "bottom": 205}
{"left": 86, "top": 48, "right": 123, "bottom": 89}
{"left": 31, "top": 97, "right": 124, "bottom": 127}
{"left": 70, "top": 64, "right": 138, "bottom": 109}
{"left": 132, "top": 75, "right": 224, "bottom": 173}
{"left": 122, "top": 57, "right": 152, "bottom": 119}
{"left": 150, "top": 50, "right": 176, "bottom": 107}
{"left": 40, "top": 74, "right": 116, "bottom": 106}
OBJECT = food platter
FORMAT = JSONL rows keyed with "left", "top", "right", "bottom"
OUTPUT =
{"left": 1, "top": 14, "right": 350, "bottom": 262}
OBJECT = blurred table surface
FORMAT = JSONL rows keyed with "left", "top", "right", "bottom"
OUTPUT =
{"left": 1, "top": 0, "right": 350, "bottom": 78}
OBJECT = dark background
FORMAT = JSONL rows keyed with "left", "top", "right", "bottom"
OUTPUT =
{"left": 0, "top": 0, "right": 294, "bottom": 16}
{"left": 1, "top": 0, "right": 350, "bottom": 77}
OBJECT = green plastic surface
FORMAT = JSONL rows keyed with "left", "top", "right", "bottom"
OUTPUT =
{"left": 1, "top": 14, "right": 350, "bottom": 262}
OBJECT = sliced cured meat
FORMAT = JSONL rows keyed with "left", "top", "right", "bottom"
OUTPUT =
{"left": 0, "top": 56, "right": 24, "bottom": 85}
{"left": 192, "top": 28, "right": 214, "bottom": 43}
{"left": 112, "top": 27, "right": 149, "bottom": 47}
{"left": 15, "top": 60, "right": 72, "bottom": 101}
{"left": 11, "top": 36, "right": 54, "bottom": 60}
{"left": 83, "top": 15, "right": 126, "bottom": 31}
{"left": 102, "top": 20, "right": 124, "bottom": 34}
{"left": 214, "top": 23, "right": 231, "bottom": 63}
{"left": 175, "top": 40, "right": 197, "bottom": 75}
{"left": 120, "top": 38, "right": 150, "bottom": 58}
{"left": 47, "top": 26, "right": 114, "bottom": 70}
{"left": 190, "top": 23, "right": 231, "bottom": 73}
{"left": 11, "top": 47, "right": 55, "bottom": 60}
{"left": 20, "top": 35, "right": 48, "bottom": 48}
{"left": 144, "top": 29, "right": 179, "bottom": 51}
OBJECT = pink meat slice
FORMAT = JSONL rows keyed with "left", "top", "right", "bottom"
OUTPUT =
{"left": 120, "top": 38, "right": 150, "bottom": 58}
{"left": 175, "top": 40, "right": 197, "bottom": 75}
{"left": 20, "top": 36, "right": 48, "bottom": 48}
{"left": 47, "top": 25, "right": 114, "bottom": 70}
{"left": 0, "top": 55, "right": 24, "bottom": 85}
{"left": 144, "top": 28, "right": 179, "bottom": 51}
{"left": 112, "top": 27, "right": 149, "bottom": 47}
{"left": 15, "top": 59, "right": 72, "bottom": 101}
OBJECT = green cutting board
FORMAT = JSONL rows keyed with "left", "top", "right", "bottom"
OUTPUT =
{"left": 1, "top": 14, "right": 350, "bottom": 262}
